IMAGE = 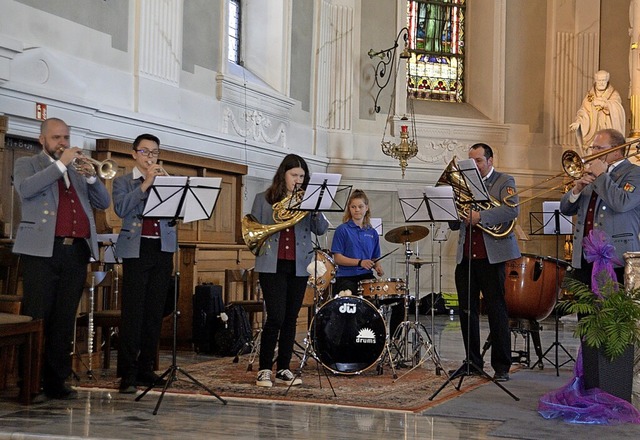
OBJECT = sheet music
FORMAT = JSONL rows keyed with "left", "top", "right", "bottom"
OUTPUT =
{"left": 143, "top": 176, "right": 189, "bottom": 217}
{"left": 542, "top": 201, "right": 573, "bottom": 235}
{"left": 456, "top": 158, "right": 490, "bottom": 202}
{"left": 423, "top": 186, "right": 459, "bottom": 221}
{"left": 182, "top": 177, "right": 222, "bottom": 223}
{"left": 370, "top": 217, "right": 383, "bottom": 236}
{"left": 397, "top": 188, "right": 430, "bottom": 222}
{"left": 299, "top": 173, "right": 342, "bottom": 211}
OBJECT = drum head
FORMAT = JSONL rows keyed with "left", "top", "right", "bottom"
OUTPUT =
{"left": 311, "top": 297, "right": 387, "bottom": 374}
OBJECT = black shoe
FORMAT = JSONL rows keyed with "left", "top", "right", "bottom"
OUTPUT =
{"left": 135, "top": 371, "right": 167, "bottom": 387}
{"left": 493, "top": 372, "right": 510, "bottom": 382}
{"left": 30, "top": 392, "right": 48, "bottom": 404}
{"left": 118, "top": 379, "right": 138, "bottom": 394}
{"left": 45, "top": 384, "right": 78, "bottom": 400}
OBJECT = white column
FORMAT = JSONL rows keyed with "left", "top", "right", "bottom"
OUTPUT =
{"left": 137, "top": 0, "right": 182, "bottom": 85}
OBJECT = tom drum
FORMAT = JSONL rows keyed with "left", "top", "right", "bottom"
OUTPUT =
{"left": 358, "top": 278, "right": 406, "bottom": 304}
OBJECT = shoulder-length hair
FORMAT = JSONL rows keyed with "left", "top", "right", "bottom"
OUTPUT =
{"left": 265, "top": 154, "right": 311, "bottom": 204}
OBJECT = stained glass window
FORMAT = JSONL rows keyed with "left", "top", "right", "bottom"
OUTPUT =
{"left": 407, "top": 0, "right": 466, "bottom": 102}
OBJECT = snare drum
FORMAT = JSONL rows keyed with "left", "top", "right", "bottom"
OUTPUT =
{"left": 311, "top": 296, "right": 387, "bottom": 375}
{"left": 358, "top": 278, "right": 406, "bottom": 303}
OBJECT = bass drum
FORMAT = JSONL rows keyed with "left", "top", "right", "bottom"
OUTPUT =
{"left": 311, "top": 296, "right": 387, "bottom": 375}
{"left": 504, "top": 254, "right": 570, "bottom": 321}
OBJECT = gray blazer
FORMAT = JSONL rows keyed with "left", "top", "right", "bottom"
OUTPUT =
{"left": 112, "top": 172, "right": 178, "bottom": 259}
{"left": 452, "top": 170, "right": 521, "bottom": 264}
{"left": 560, "top": 159, "right": 640, "bottom": 269}
{"left": 251, "top": 191, "right": 329, "bottom": 276}
{"left": 12, "top": 151, "right": 111, "bottom": 259}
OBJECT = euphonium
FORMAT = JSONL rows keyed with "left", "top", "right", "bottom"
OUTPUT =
{"left": 242, "top": 191, "right": 308, "bottom": 255}
{"left": 436, "top": 156, "right": 515, "bottom": 238}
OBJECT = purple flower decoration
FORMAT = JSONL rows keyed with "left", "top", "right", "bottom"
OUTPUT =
{"left": 582, "top": 229, "right": 622, "bottom": 296}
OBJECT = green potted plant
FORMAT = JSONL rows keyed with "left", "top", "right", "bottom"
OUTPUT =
{"left": 560, "top": 275, "right": 640, "bottom": 401}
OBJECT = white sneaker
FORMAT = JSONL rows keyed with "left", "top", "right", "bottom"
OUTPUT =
{"left": 256, "top": 369, "right": 273, "bottom": 387}
{"left": 276, "top": 369, "right": 302, "bottom": 386}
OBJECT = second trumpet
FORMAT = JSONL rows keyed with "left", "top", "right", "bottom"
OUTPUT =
{"left": 72, "top": 154, "right": 118, "bottom": 179}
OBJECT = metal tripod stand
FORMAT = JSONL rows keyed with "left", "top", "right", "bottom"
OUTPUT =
{"left": 390, "top": 239, "right": 444, "bottom": 381}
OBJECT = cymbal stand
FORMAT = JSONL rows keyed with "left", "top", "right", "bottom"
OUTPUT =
{"left": 391, "top": 245, "right": 444, "bottom": 381}
{"left": 136, "top": 272, "right": 226, "bottom": 414}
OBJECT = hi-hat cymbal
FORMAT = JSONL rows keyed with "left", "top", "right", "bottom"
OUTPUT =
{"left": 384, "top": 225, "right": 429, "bottom": 243}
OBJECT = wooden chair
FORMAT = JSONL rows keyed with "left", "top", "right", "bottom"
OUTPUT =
{"left": 224, "top": 268, "right": 264, "bottom": 329}
{"left": 0, "top": 247, "right": 44, "bottom": 405}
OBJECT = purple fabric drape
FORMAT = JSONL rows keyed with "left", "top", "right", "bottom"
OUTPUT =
{"left": 582, "top": 229, "right": 622, "bottom": 296}
{"left": 538, "top": 347, "right": 640, "bottom": 424}
{"left": 538, "top": 229, "right": 639, "bottom": 424}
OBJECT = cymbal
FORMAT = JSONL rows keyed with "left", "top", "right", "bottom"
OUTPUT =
{"left": 384, "top": 225, "right": 430, "bottom": 243}
{"left": 396, "top": 258, "right": 435, "bottom": 266}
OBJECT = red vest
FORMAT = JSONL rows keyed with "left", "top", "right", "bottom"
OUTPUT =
{"left": 55, "top": 179, "right": 90, "bottom": 238}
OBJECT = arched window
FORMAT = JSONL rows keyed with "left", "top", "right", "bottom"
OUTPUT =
{"left": 228, "top": 0, "right": 241, "bottom": 64}
{"left": 407, "top": 0, "right": 466, "bottom": 102}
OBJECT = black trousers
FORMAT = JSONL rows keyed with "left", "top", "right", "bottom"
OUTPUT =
{"left": 117, "top": 238, "right": 173, "bottom": 380}
{"left": 21, "top": 238, "right": 90, "bottom": 393}
{"left": 258, "top": 260, "right": 307, "bottom": 372}
{"left": 455, "top": 258, "right": 511, "bottom": 374}
{"left": 333, "top": 273, "right": 374, "bottom": 298}
{"left": 570, "top": 256, "right": 625, "bottom": 288}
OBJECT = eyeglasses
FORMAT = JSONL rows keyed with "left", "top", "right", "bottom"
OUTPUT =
{"left": 135, "top": 149, "right": 160, "bottom": 157}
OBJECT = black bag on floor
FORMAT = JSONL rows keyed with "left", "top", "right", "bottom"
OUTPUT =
{"left": 192, "top": 284, "right": 224, "bottom": 353}
{"left": 212, "top": 304, "right": 253, "bottom": 357}
{"left": 419, "top": 293, "right": 447, "bottom": 315}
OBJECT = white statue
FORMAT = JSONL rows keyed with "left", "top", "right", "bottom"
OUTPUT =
{"left": 570, "top": 70, "right": 626, "bottom": 149}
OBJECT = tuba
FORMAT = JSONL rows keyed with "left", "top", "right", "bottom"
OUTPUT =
{"left": 436, "top": 156, "right": 515, "bottom": 238}
{"left": 242, "top": 191, "right": 308, "bottom": 255}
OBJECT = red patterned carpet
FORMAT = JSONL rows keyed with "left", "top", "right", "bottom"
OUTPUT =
{"left": 76, "top": 355, "right": 487, "bottom": 413}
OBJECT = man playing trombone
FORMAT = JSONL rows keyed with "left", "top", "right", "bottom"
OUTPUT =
{"left": 113, "top": 133, "right": 177, "bottom": 394}
{"left": 560, "top": 128, "right": 640, "bottom": 287}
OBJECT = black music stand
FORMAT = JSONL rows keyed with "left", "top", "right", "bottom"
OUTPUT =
{"left": 429, "top": 160, "right": 519, "bottom": 401}
{"left": 286, "top": 173, "right": 351, "bottom": 395}
{"left": 135, "top": 176, "right": 226, "bottom": 414}
{"left": 393, "top": 186, "right": 454, "bottom": 379}
{"left": 529, "top": 203, "right": 575, "bottom": 375}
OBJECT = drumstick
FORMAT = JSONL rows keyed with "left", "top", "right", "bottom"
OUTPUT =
{"left": 373, "top": 247, "right": 400, "bottom": 263}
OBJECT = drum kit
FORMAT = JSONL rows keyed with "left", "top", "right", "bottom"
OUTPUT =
{"left": 300, "top": 224, "right": 443, "bottom": 379}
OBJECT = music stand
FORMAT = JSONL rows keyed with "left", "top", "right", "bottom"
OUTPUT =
{"left": 429, "top": 161, "right": 519, "bottom": 401}
{"left": 392, "top": 188, "right": 447, "bottom": 379}
{"left": 286, "top": 173, "right": 352, "bottom": 395}
{"left": 135, "top": 176, "right": 226, "bottom": 414}
{"left": 529, "top": 202, "right": 575, "bottom": 375}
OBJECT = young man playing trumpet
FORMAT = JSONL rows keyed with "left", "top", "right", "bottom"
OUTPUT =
{"left": 113, "top": 133, "right": 177, "bottom": 394}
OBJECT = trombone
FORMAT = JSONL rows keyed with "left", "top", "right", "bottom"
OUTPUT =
{"left": 503, "top": 139, "right": 640, "bottom": 207}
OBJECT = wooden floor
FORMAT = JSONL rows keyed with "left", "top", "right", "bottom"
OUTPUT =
{"left": 1, "top": 314, "right": 639, "bottom": 439}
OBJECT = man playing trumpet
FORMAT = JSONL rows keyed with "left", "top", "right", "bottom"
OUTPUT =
{"left": 13, "top": 117, "right": 111, "bottom": 400}
{"left": 112, "top": 133, "right": 177, "bottom": 393}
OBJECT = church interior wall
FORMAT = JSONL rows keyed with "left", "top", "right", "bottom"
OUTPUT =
{"left": 0, "top": 0, "right": 635, "bottom": 295}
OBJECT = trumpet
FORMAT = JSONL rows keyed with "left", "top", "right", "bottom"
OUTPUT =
{"left": 72, "top": 154, "right": 118, "bottom": 179}
{"left": 148, "top": 160, "right": 169, "bottom": 176}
